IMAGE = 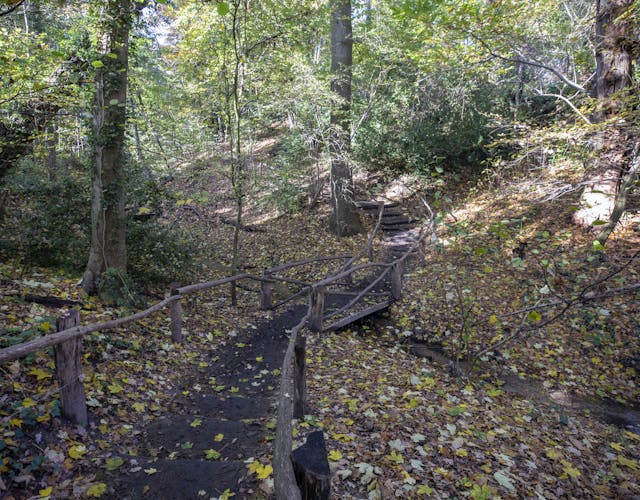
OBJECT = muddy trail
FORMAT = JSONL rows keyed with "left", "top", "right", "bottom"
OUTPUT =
{"left": 104, "top": 305, "right": 307, "bottom": 499}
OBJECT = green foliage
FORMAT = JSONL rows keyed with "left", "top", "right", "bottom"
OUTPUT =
{"left": 126, "top": 218, "right": 195, "bottom": 287}
{"left": 1, "top": 158, "right": 194, "bottom": 289}
{"left": 256, "top": 132, "right": 314, "bottom": 214}
{"left": 97, "top": 267, "right": 144, "bottom": 308}
{"left": 0, "top": 161, "right": 91, "bottom": 271}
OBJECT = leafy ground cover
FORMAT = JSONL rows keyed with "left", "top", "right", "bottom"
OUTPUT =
{"left": 1, "top": 156, "right": 639, "bottom": 498}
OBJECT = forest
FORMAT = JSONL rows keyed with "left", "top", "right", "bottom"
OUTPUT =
{"left": 0, "top": 0, "right": 639, "bottom": 498}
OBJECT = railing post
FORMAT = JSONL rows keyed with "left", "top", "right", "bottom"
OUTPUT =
{"left": 310, "top": 286, "right": 325, "bottom": 332}
{"left": 391, "top": 261, "right": 403, "bottom": 300}
{"left": 293, "top": 334, "right": 306, "bottom": 419}
{"left": 261, "top": 273, "right": 274, "bottom": 310}
{"left": 54, "top": 310, "right": 87, "bottom": 426}
{"left": 170, "top": 283, "right": 184, "bottom": 343}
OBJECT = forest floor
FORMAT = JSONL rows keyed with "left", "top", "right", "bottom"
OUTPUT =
{"left": 1, "top": 147, "right": 640, "bottom": 499}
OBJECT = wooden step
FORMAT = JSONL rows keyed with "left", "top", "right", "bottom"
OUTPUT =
{"left": 325, "top": 300, "right": 392, "bottom": 332}
{"left": 381, "top": 215, "right": 413, "bottom": 225}
{"left": 382, "top": 225, "right": 415, "bottom": 233}
{"left": 354, "top": 200, "right": 400, "bottom": 210}
{"left": 106, "top": 458, "right": 251, "bottom": 500}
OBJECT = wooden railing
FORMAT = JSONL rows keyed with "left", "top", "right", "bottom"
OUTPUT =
{"left": 273, "top": 212, "right": 433, "bottom": 499}
{"left": 0, "top": 202, "right": 434, "bottom": 499}
{"left": 0, "top": 255, "right": 350, "bottom": 425}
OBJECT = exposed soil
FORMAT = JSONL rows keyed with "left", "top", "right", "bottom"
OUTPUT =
{"left": 104, "top": 305, "right": 307, "bottom": 499}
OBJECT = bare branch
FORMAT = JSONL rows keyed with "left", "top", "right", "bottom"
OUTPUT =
{"left": 468, "top": 32, "right": 587, "bottom": 93}
{"left": 0, "top": 0, "right": 24, "bottom": 17}
{"left": 528, "top": 86, "right": 592, "bottom": 125}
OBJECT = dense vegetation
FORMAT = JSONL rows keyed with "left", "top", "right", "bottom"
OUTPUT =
{"left": 0, "top": 0, "right": 638, "bottom": 498}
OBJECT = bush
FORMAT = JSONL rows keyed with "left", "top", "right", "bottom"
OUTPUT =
{"left": 1, "top": 159, "right": 195, "bottom": 289}
{"left": 0, "top": 163, "right": 90, "bottom": 270}
{"left": 126, "top": 218, "right": 195, "bottom": 287}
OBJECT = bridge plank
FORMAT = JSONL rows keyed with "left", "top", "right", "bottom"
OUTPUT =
{"left": 324, "top": 300, "right": 392, "bottom": 332}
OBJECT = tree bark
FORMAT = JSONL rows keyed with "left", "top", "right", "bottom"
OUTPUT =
{"left": 81, "top": 0, "right": 133, "bottom": 294}
{"left": 573, "top": 0, "right": 635, "bottom": 228}
{"left": 329, "top": 0, "right": 362, "bottom": 237}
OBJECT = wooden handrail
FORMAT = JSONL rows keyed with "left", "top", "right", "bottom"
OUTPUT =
{"left": 0, "top": 295, "right": 183, "bottom": 364}
{"left": 323, "top": 265, "right": 392, "bottom": 321}
{"left": 273, "top": 310, "right": 309, "bottom": 500}
{"left": 177, "top": 273, "right": 252, "bottom": 295}
{"left": 314, "top": 261, "right": 390, "bottom": 287}
{"left": 266, "top": 255, "right": 352, "bottom": 274}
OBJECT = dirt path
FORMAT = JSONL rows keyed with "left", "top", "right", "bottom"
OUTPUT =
{"left": 105, "top": 305, "right": 307, "bottom": 499}
{"left": 103, "top": 200, "right": 422, "bottom": 499}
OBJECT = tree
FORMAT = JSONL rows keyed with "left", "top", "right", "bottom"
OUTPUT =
{"left": 81, "top": 0, "right": 136, "bottom": 294}
{"left": 328, "top": 0, "right": 362, "bottom": 236}
{"left": 573, "top": 0, "right": 636, "bottom": 231}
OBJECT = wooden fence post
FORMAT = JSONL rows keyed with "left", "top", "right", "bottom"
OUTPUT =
{"left": 170, "top": 283, "right": 183, "bottom": 343}
{"left": 261, "top": 273, "right": 274, "bottom": 310}
{"left": 293, "top": 334, "right": 306, "bottom": 419}
{"left": 309, "top": 287, "right": 325, "bottom": 332}
{"left": 391, "top": 261, "right": 403, "bottom": 300}
{"left": 54, "top": 310, "right": 87, "bottom": 426}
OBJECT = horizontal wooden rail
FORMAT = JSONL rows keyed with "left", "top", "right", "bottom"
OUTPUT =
{"left": 267, "top": 255, "right": 352, "bottom": 274}
{"left": 323, "top": 266, "right": 392, "bottom": 321}
{"left": 269, "top": 276, "right": 312, "bottom": 287}
{"left": 315, "top": 261, "right": 390, "bottom": 288}
{"left": 274, "top": 310, "right": 309, "bottom": 500}
{"left": 177, "top": 273, "right": 252, "bottom": 295}
{"left": 0, "top": 295, "right": 182, "bottom": 364}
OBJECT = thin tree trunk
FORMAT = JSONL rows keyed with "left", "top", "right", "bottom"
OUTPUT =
{"left": 329, "top": 0, "right": 362, "bottom": 237}
{"left": 82, "top": 0, "right": 133, "bottom": 294}
{"left": 573, "top": 0, "right": 634, "bottom": 229}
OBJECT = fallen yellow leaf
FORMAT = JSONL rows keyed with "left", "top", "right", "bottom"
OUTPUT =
{"left": 86, "top": 483, "right": 107, "bottom": 498}
{"left": 38, "top": 486, "right": 52, "bottom": 497}
{"left": 68, "top": 444, "right": 87, "bottom": 459}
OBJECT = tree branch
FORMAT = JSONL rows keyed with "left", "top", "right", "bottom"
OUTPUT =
{"left": 0, "top": 0, "right": 24, "bottom": 17}
{"left": 468, "top": 31, "right": 587, "bottom": 93}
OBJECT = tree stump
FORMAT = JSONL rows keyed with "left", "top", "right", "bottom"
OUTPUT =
{"left": 54, "top": 310, "right": 88, "bottom": 426}
{"left": 291, "top": 430, "right": 331, "bottom": 500}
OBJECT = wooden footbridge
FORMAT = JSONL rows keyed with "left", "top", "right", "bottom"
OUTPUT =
{"left": 0, "top": 200, "right": 434, "bottom": 499}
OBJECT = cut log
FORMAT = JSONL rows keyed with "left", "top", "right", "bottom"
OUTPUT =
{"left": 291, "top": 430, "right": 331, "bottom": 500}
{"left": 380, "top": 215, "right": 413, "bottom": 225}
{"left": 9, "top": 294, "right": 83, "bottom": 308}
{"left": 54, "top": 310, "right": 87, "bottom": 426}
{"left": 354, "top": 200, "right": 399, "bottom": 210}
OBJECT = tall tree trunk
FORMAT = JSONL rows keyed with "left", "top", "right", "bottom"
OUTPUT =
{"left": 329, "top": 0, "right": 362, "bottom": 237}
{"left": 573, "top": 0, "right": 634, "bottom": 228}
{"left": 81, "top": 0, "right": 133, "bottom": 294}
